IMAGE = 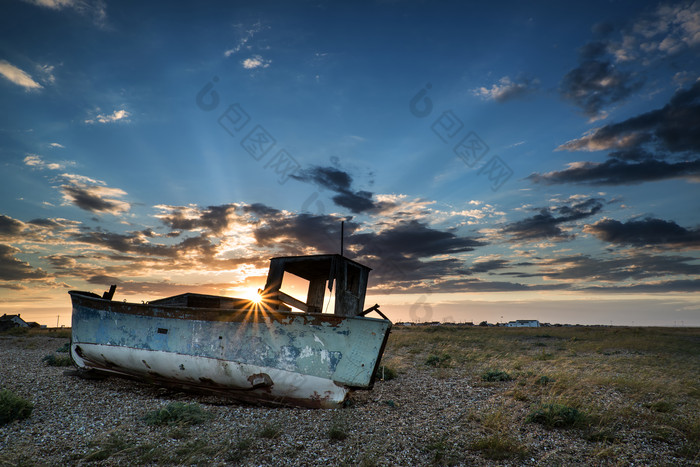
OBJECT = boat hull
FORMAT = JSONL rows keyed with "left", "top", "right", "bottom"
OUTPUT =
{"left": 69, "top": 291, "right": 391, "bottom": 408}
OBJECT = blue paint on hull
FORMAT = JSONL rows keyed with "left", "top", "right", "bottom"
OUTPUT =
{"left": 69, "top": 292, "right": 392, "bottom": 402}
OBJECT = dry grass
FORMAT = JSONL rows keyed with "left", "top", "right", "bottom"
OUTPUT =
{"left": 387, "top": 325, "right": 700, "bottom": 460}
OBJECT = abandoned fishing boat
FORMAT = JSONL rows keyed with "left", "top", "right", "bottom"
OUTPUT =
{"left": 69, "top": 254, "right": 391, "bottom": 408}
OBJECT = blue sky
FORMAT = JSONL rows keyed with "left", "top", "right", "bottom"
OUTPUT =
{"left": 1, "top": 0, "right": 699, "bottom": 326}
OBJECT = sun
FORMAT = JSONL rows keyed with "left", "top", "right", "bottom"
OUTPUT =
{"left": 249, "top": 288, "right": 264, "bottom": 305}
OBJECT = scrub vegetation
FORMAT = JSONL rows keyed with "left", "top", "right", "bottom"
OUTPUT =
{"left": 0, "top": 389, "right": 33, "bottom": 426}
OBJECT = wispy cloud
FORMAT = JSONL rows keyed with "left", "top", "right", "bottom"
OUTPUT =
{"left": 22, "top": 0, "right": 107, "bottom": 24}
{"left": 224, "top": 21, "right": 265, "bottom": 57}
{"left": 23, "top": 154, "right": 64, "bottom": 170}
{"left": 0, "top": 60, "right": 42, "bottom": 90}
{"left": 473, "top": 76, "right": 539, "bottom": 102}
{"left": 84, "top": 109, "right": 130, "bottom": 124}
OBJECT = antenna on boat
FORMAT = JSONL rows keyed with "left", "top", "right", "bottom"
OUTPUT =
{"left": 340, "top": 220, "right": 344, "bottom": 257}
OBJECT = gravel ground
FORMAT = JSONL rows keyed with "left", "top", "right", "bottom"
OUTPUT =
{"left": 0, "top": 335, "right": 695, "bottom": 465}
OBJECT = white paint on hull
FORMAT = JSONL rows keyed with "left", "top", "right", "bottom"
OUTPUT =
{"left": 72, "top": 343, "right": 349, "bottom": 407}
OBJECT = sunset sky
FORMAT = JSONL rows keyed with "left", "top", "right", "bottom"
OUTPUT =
{"left": 1, "top": 0, "right": 699, "bottom": 327}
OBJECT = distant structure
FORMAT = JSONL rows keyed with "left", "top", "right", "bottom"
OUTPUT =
{"left": 505, "top": 319, "right": 540, "bottom": 328}
{"left": 0, "top": 314, "right": 29, "bottom": 331}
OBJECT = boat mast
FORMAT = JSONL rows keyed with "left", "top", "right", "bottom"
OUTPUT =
{"left": 340, "top": 221, "right": 344, "bottom": 257}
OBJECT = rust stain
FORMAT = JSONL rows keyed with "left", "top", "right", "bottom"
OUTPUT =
{"left": 247, "top": 373, "right": 273, "bottom": 388}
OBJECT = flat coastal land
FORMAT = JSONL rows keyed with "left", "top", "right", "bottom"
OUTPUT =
{"left": 1, "top": 326, "right": 698, "bottom": 465}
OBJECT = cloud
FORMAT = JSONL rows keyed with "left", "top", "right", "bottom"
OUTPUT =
{"left": 531, "top": 81, "right": 700, "bottom": 185}
{"left": 59, "top": 174, "right": 130, "bottom": 214}
{"left": 472, "top": 76, "right": 539, "bottom": 102}
{"left": 49, "top": 142, "right": 64, "bottom": 148}
{"left": 558, "top": 81, "right": 700, "bottom": 153}
{"left": 84, "top": 109, "right": 129, "bottom": 124}
{"left": 501, "top": 198, "right": 604, "bottom": 241}
{"left": 528, "top": 159, "right": 700, "bottom": 185}
{"left": 539, "top": 253, "right": 700, "bottom": 282}
{"left": 613, "top": 2, "right": 700, "bottom": 61}
{"left": 155, "top": 204, "right": 238, "bottom": 234}
{"left": 22, "top": 0, "right": 107, "bottom": 23}
{"left": 241, "top": 55, "right": 271, "bottom": 69}
{"left": 0, "top": 60, "right": 42, "bottom": 90}
{"left": 0, "top": 244, "right": 48, "bottom": 281}
{"left": 584, "top": 217, "right": 700, "bottom": 249}
{"left": 559, "top": 46, "right": 642, "bottom": 118}
{"left": 0, "top": 215, "right": 25, "bottom": 238}
{"left": 291, "top": 166, "right": 391, "bottom": 214}
{"left": 24, "top": 154, "right": 64, "bottom": 170}
{"left": 224, "top": 21, "right": 264, "bottom": 57}
{"left": 580, "top": 279, "right": 700, "bottom": 293}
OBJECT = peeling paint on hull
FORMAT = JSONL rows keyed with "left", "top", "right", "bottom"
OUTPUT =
{"left": 69, "top": 292, "right": 391, "bottom": 408}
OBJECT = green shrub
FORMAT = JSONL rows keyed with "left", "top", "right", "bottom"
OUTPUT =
{"left": 327, "top": 423, "right": 348, "bottom": 441}
{"left": 257, "top": 423, "right": 283, "bottom": 439}
{"left": 470, "top": 434, "right": 528, "bottom": 460}
{"left": 82, "top": 433, "right": 129, "bottom": 462}
{"left": 425, "top": 353, "right": 451, "bottom": 367}
{"left": 0, "top": 389, "right": 33, "bottom": 425}
{"left": 537, "top": 375, "right": 555, "bottom": 386}
{"left": 56, "top": 342, "right": 70, "bottom": 353}
{"left": 482, "top": 370, "right": 512, "bottom": 382}
{"left": 526, "top": 403, "right": 587, "bottom": 429}
{"left": 226, "top": 437, "right": 254, "bottom": 462}
{"left": 374, "top": 365, "right": 398, "bottom": 381}
{"left": 43, "top": 354, "right": 73, "bottom": 367}
{"left": 143, "top": 402, "right": 211, "bottom": 426}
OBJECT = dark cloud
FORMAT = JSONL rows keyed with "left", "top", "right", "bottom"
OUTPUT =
{"left": 27, "top": 218, "right": 63, "bottom": 227}
{"left": 532, "top": 81, "right": 700, "bottom": 185}
{"left": 559, "top": 40, "right": 642, "bottom": 117}
{"left": 541, "top": 253, "right": 700, "bottom": 282}
{"left": 584, "top": 218, "right": 700, "bottom": 249}
{"left": 60, "top": 184, "right": 129, "bottom": 214}
{"left": 0, "top": 244, "right": 48, "bottom": 281}
{"left": 352, "top": 220, "right": 483, "bottom": 259}
{"left": 468, "top": 259, "right": 510, "bottom": 273}
{"left": 0, "top": 215, "right": 24, "bottom": 238}
{"left": 349, "top": 220, "right": 484, "bottom": 284}
{"left": 70, "top": 229, "right": 221, "bottom": 261}
{"left": 502, "top": 198, "right": 603, "bottom": 241}
{"left": 488, "top": 253, "right": 700, "bottom": 292}
{"left": 85, "top": 275, "right": 246, "bottom": 297}
{"left": 157, "top": 204, "right": 237, "bottom": 234}
{"left": 291, "top": 166, "right": 391, "bottom": 214}
{"left": 379, "top": 277, "right": 571, "bottom": 294}
{"left": 558, "top": 81, "right": 700, "bottom": 154}
{"left": 253, "top": 212, "right": 355, "bottom": 254}
{"left": 528, "top": 159, "right": 700, "bottom": 185}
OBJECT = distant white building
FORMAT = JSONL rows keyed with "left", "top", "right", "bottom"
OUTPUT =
{"left": 506, "top": 319, "right": 540, "bottom": 328}
{"left": 0, "top": 314, "right": 29, "bottom": 330}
